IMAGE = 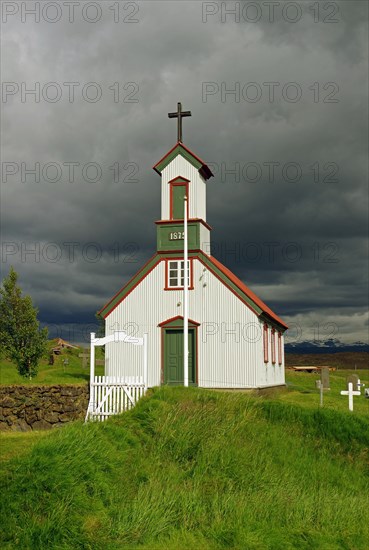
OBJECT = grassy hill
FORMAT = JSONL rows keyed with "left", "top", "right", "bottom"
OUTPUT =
{"left": 0, "top": 340, "right": 104, "bottom": 385}
{"left": 1, "top": 387, "right": 368, "bottom": 549}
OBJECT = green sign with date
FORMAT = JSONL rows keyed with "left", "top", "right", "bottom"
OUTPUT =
{"left": 157, "top": 222, "right": 200, "bottom": 251}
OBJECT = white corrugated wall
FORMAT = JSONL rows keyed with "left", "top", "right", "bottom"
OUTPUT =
{"left": 161, "top": 156, "right": 207, "bottom": 221}
{"left": 104, "top": 259, "right": 285, "bottom": 388}
{"left": 199, "top": 223, "right": 211, "bottom": 253}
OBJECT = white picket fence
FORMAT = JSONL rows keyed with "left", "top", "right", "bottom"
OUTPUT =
{"left": 85, "top": 376, "right": 146, "bottom": 422}
{"left": 85, "top": 330, "right": 148, "bottom": 422}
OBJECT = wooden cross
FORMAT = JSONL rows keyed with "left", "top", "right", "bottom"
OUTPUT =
{"left": 78, "top": 353, "right": 105, "bottom": 376}
{"left": 79, "top": 351, "right": 104, "bottom": 369}
{"left": 340, "top": 382, "right": 361, "bottom": 412}
{"left": 79, "top": 351, "right": 89, "bottom": 369}
{"left": 168, "top": 102, "right": 192, "bottom": 143}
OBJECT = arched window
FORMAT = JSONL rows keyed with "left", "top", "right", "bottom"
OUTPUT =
{"left": 278, "top": 332, "right": 282, "bottom": 365}
{"left": 271, "top": 328, "right": 276, "bottom": 364}
{"left": 263, "top": 323, "right": 269, "bottom": 363}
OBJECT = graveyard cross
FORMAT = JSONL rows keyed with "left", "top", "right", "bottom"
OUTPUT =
{"left": 79, "top": 350, "right": 104, "bottom": 368}
{"left": 79, "top": 350, "right": 89, "bottom": 369}
{"left": 168, "top": 102, "right": 192, "bottom": 143}
{"left": 321, "top": 366, "right": 330, "bottom": 390}
{"left": 346, "top": 374, "right": 359, "bottom": 392}
{"left": 340, "top": 382, "right": 361, "bottom": 412}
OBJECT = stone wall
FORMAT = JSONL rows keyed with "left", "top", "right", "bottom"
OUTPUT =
{"left": 0, "top": 384, "right": 89, "bottom": 431}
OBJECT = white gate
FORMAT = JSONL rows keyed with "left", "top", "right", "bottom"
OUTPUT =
{"left": 85, "top": 331, "right": 148, "bottom": 422}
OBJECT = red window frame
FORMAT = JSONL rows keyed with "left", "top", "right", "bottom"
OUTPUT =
{"left": 263, "top": 323, "right": 269, "bottom": 363}
{"left": 165, "top": 258, "right": 194, "bottom": 290}
{"left": 278, "top": 332, "right": 282, "bottom": 365}
{"left": 271, "top": 328, "right": 276, "bottom": 364}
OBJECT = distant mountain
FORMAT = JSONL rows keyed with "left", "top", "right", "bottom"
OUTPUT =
{"left": 285, "top": 339, "right": 369, "bottom": 354}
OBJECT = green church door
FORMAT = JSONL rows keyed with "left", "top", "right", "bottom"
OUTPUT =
{"left": 164, "top": 329, "right": 196, "bottom": 385}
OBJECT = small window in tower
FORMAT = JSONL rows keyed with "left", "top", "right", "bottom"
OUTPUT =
{"left": 166, "top": 260, "right": 192, "bottom": 289}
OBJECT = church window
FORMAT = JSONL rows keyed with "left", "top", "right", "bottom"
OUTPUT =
{"left": 278, "top": 332, "right": 282, "bottom": 365}
{"left": 271, "top": 328, "right": 276, "bottom": 364}
{"left": 166, "top": 260, "right": 192, "bottom": 289}
{"left": 263, "top": 323, "right": 269, "bottom": 363}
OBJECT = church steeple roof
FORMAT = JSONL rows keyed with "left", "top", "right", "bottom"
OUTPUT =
{"left": 153, "top": 142, "right": 213, "bottom": 181}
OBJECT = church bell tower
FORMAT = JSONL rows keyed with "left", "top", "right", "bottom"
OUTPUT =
{"left": 153, "top": 102, "right": 214, "bottom": 253}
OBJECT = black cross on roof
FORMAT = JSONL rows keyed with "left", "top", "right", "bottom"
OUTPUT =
{"left": 168, "top": 102, "right": 192, "bottom": 143}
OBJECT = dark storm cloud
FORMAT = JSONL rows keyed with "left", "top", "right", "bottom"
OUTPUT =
{"left": 1, "top": 0, "right": 368, "bottom": 345}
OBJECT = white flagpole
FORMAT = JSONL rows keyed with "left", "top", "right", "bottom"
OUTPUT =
{"left": 87, "top": 332, "right": 96, "bottom": 421}
{"left": 183, "top": 195, "right": 189, "bottom": 387}
{"left": 143, "top": 333, "right": 148, "bottom": 390}
{"left": 90, "top": 332, "right": 95, "bottom": 388}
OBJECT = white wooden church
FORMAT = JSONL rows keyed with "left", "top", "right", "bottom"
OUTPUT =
{"left": 98, "top": 104, "right": 288, "bottom": 390}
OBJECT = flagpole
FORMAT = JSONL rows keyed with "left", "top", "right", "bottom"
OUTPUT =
{"left": 183, "top": 195, "right": 188, "bottom": 387}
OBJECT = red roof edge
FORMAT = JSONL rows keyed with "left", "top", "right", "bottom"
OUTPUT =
{"left": 153, "top": 142, "right": 179, "bottom": 174}
{"left": 98, "top": 253, "right": 159, "bottom": 319}
{"left": 153, "top": 141, "right": 214, "bottom": 179}
{"left": 99, "top": 250, "right": 288, "bottom": 330}
{"left": 207, "top": 253, "right": 288, "bottom": 330}
{"left": 158, "top": 315, "right": 201, "bottom": 327}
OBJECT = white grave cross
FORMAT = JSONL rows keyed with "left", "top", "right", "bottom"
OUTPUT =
{"left": 340, "top": 382, "right": 361, "bottom": 412}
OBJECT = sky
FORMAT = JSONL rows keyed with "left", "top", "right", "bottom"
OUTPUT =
{"left": 1, "top": 0, "right": 368, "bottom": 349}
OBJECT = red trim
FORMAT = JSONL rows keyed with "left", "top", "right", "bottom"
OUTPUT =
{"left": 170, "top": 181, "right": 189, "bottom": 220}
{"left": 158, "top": 315, "right": 200, "bottom": 327}
{"left": 160, "top": 249, "right": 201, "bottom": 254}
{"left": 155, "top": 218, "right": 213, "bottom": 231}
{"left": 164, "top": 258, "right": 194, "bottom": 290}
{"left": 101, "top": 251, "right": 287, "bottom": 332}
{"left": 158, "top": 249, "right": 203, "bottom": 255}
{"left": 271, "top": 328, "right": 276, "bottom": 365}
{"left": 99, "top": 253, "right": 160, "bottom": 318}
{"left": 197, "top": 256, "right": 260, "bottom": 317}
{"left": 203, "top": 253, "right": 288, "bottom": 329}
{"left": 153, "top": 142, "right": 182, "bottom": 174}
{"left": 278, "top": 332, "right": 282, "bottom": 365}
{"left": 153, "top": 141, "right": 214, "bottom": 179}
{"left": 263, "top": 324, "right": 269, "bottom": 363}
{"left": 168, "top": 176, "right": 190, "bottom": 184}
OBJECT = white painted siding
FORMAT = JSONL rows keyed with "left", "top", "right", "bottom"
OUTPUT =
{"left": 256, "top": 324, "right": 285, "bottom": 388}
{"left": 199, "top": 224, "right": 211, "bottom": 254}
{"left": 105, "top": 259, "right": 285, "bottom": 388}
{"left": 161, "top": 155, "right": 207, "bottom": 221}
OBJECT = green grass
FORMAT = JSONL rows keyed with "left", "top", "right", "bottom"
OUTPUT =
{"left": 0, "top": 343, "right": 104, "bottom": 385}
{"left": 284, "top": 369, "right": 369, "bottom": 416}
{"left": 1, "top": 387, "right": 368, "bottom": 549}
{"left": 0, "top": 431, "right": 50, "bottom": 464}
